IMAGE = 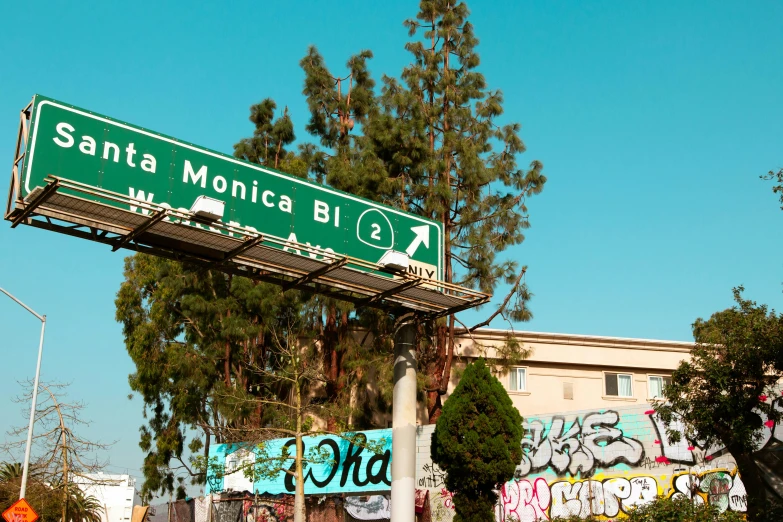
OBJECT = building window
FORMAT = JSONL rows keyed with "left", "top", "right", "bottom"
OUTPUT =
{"left": 509, "top": 367, "right": 527, "bottom": 392}
{"left": 605, "top": 372, "right": 633, "bottom": 397}
{"left": 648, "top": 375, "right": 671, "bottom": 399}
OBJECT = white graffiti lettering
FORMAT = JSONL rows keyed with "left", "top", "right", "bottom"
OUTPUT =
{"left": 517, "top": 410, "right": 645, "bottom": 477}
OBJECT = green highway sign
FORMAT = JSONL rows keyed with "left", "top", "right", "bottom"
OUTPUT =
{"left": 20, "top": 95, "right": 442, "bottom": 280}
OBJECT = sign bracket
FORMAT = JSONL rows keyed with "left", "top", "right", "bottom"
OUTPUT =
{"left": 356, "top": 278, "right": 424, "bottom": 308}
{"left": 5, "top": 100, "right": 32, "bottom": 221}
{"left": 282, "top": 258, "right": 349, "bottom": 291}
{"left": 11, "top": 179, "right": 59, "bottom": 228}
{"left": 9, "top": 176, "right": 490, "bottom": 314}
{"left": 218, "top": 234, "right": 265, "bottom": 264}
{"left": 424, "top": 298, "right": 490, "bottom": 320}
{"left": 111, "top": 210, "right": 169, "bottom": 251}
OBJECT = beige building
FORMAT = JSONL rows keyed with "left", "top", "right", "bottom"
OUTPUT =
{"left": 430, "top": 328, "right": 692, "bottom": 421}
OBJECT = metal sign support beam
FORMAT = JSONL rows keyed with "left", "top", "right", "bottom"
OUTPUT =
{"left": 281, "top": 258, "right": 349, "bottom": 291}
{"left": 5, "top": 100, "right": 32, "bottom": 221}
{"left": 356, "top": 278, "right": 423, "bottom": 308}
{"left": 391, "top": 322, "right": 417, "bottom": 522}
{"left": 111, "top": 209, "right": 168, "bottom": 251}
{"left": 219, "top": 234, "right": 265, "bottom": 264}
{"left": 10, "top": 178, "right": 58, "bottom": 228}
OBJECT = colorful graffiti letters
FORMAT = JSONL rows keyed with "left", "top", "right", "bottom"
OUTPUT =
{"left": 671, "top": 470, "right": 747, "bottom": 513}
{"left": 208, "top": 429, "right": 392, "bottom": 495}
{"left": 493, "top": 472, "right": 746, "bottom": 522}
{"left": 517, "top": 411, "right": 645, "bottom": 478}
{"left": 496, "top": 477, "right": 550, "bottom": 522}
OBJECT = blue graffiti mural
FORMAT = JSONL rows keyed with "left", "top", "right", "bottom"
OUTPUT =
{"left": 207, "top": 429, "right": 392, "bottom": 495}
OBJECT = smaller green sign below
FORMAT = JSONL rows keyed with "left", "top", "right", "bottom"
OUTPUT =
{"left": 20, "top": 96, "right": 443, "bottom": 280}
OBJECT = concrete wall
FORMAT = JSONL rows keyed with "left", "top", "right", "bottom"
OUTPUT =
{"left": 207, "top": 329, "right": 782, "bottom": 520}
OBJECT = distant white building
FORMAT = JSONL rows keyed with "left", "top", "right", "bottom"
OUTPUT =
{"left": 74, "top": 473, "right": 142, "bottom": 522}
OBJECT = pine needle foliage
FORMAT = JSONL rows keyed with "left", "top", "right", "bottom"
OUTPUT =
{"left": 431, "top": 358, "right": 522, "bottom": 522}
{"left": 366, "top": 0, "right": 546, "bottom": 421}
{"left": 295, "top": 0, "right": 547, "bottom": 423}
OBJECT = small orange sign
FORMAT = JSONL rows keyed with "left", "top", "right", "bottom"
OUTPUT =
{"left": 2, "top": 499, "right": 39, "bottom": 522}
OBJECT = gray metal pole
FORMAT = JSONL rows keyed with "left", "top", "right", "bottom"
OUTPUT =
{"left": 391, "top": 322, "right": 417, "bottom": 522}
{"left": 19, "top": 316, "right": 45, "bottom": 499}
{"left": 0, "top": 287, "right": 46, "bottom": 500}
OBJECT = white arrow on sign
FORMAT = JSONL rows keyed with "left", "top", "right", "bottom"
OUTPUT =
{"left": 406, "top": 225, "right": 430, "bottom": 257}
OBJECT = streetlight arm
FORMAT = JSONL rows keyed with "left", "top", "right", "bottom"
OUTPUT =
{"left": 0, "top": 287, "right": 44, "bottom": 322}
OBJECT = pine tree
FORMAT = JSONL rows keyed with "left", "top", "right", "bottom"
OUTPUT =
{"left": 233, "top": 98, "right": 306, "bottom": 176}
{"left": 298, "top": 46, "right": 397, "bottom": 430}
{"left": 115, "top": 101, "right": 306, "bottom": 498}
{"left": 431, "top": 358, "right": 523, "bottom": 522}
{"left": 295, "top": 2, "right": 547, "bottom": 423}
{"left": 362, "top": 0, "right": 546, "bottom": 421}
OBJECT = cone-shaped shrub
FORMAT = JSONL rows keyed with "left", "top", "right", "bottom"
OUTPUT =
{"left": 431, "top": 358, "right": 523, "bottom": 522}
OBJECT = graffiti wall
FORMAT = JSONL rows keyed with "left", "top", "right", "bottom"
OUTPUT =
{"left": 207, "top": 404, "right": 782, "bottom": 520}
{"left": 207, "top": 429, "right": 392, "bottom": 495}
{"left": 418, "top": 403, "right": 783, "bottom": 521}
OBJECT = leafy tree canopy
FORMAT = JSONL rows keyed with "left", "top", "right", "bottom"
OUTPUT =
{"left": 762, "top": 167, "right": 783, "bottom": 209}
{"left": 116, "top": 253, "right": 305, "bottom": 498}
{"left": 654, "top": 287, "right": 783, "bottom": 520}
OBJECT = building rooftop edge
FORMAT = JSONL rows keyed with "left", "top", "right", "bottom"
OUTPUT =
{"left": 457, "top": 327, "right": 694, "bottom": 349}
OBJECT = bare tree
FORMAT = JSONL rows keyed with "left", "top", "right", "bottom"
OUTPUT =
{"left": 1, "top": 381, "right": 113, "bottom": 522}
{"left": 200, "top": 314, "right": 387, "bottom": 522}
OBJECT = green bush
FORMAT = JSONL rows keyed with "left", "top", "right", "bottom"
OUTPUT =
{"left": 624, "top": 496, "right": 744, "bottom": 522}
{"left": 548, "top": 496, "right": 747, "bottom": 522}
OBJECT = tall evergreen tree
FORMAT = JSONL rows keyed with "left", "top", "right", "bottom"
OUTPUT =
{"left": 357, "top": 0, "right": 546, "bottom": 421}
{"left": 115, "top": 101, "right": 305, "bottom": 498}
{"left": 431, "top": 358, "right": 523, "bottom": 522}
{"left": 298, "top": 46, "right": 398, "bottom": 430}
{"left": 117, "top": 2, "right": 549, "bottom": 495}
{"left": 115, "top": 98, "right": 396, "bottom": 496}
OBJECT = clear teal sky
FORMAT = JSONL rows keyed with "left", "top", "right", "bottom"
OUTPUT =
{"left": 1, "top": 0, "right": 781, "bottom": 494}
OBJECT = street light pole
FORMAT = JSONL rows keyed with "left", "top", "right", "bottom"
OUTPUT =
{"left": 0, "top": 287, "right": 46, "bottom": 500}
